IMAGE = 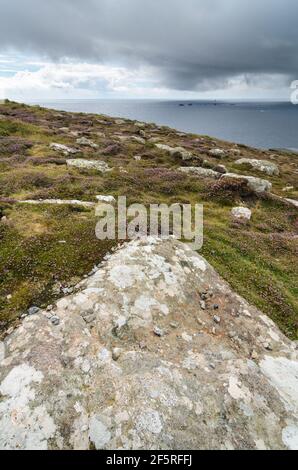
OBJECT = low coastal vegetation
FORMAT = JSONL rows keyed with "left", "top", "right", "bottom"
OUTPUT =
{"left": 0, "top": 100, "right": 297, "bottom": 339}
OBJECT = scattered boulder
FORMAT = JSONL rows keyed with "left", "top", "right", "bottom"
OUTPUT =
{"left": 96, "top": 132, "right": 106, "bottom": 138}
{"left": 209, "top": 148, "right": 227, "bottom": 159}
{"left": 76, "top": 137, "right": 98, "bottom": 149}
{"left": 138, "top": 130, "right": 146, "bottom": 138}
{"left": 221, "top": 173, "right": 272, "bottom": 193}
{"left": 231, "top": 207, "right": 252, "bottom": 221}
{"left": 0, "top": 238, "right": 297, "bottom": 450}
{"left": 155, "top": 144, "right": 193, "bottom": 161}
{"left": 179, "top": 167, "right": 220, "bottom": 179}
{"left": 235, "top": 158, "right": 279, "bottom": 176}
{"left": 115, "top": 135, "right": 130, "bottom": 142}
{"left": 50, "top": 143, "right": 79, "bottom": 156}
{"left": 102, "top": 143, "right": 122, "bottom": 156}
{"left": 148, "top": 137, "right": 160, "bottom": 144}
{"left": 230, "top": 148, "right": 242, "bottom": 156}
{"left": 131, "top": 136, "right": 146, "bottom": 145}
{"left": 66, "top": 159, "right": 111, "bottom": 173}
{"left": 95, "top": 196, "right": 116, "bottom": 204}
{"left": 213, "top": 164, "right": 227, "bottom": 174}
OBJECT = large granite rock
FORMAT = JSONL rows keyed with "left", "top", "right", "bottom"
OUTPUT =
{"left": 179, "top": 167, "right": 220, "bottom": 179}
{"left": 50, "top": 143, "right": 79, "bottom": 155}
{"left": 221, "top": 173, "right": 272, "bottom": 193}
{"left": 235, "top": 158, "right": 279, "bottom": 176}
{"left": 76, "top": 137, "right": 99, "bottom": 149}
{"left": 0, "top": 238, "right": 297, "bottom": 450}
{"left": 67, "top": 159, "right": 111, "bottom": 173}
{"left": 155, "top": 144, "right": 193, "bottom": 161}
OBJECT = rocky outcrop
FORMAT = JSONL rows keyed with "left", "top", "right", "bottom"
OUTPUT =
{"left": 66, "top": 159, "right": 111, "bottom": 173}
{"left": 50, "top": 143, "right": 79, "bottom": 155}
{"left": 209, "top": 148, "right": 227, "bottom": 159}
{"left": 179, "top": 167, "right": 220, "bottom": 179}
{"left": 155, "top": 144, "right": 193, "bottom": 161}
{"left": 0, "top": 238, "right": 297, "bottom": 450}
{"left": 221, "top": 173, "right": 272, "bottom": 193}
{"left": 235, "top": 158, "right": 279, "bottom": 176}
{"left": 76, "top": 137, "right": 99, "bottom": 149}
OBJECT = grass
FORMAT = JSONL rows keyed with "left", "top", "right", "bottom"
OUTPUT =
{"left": 0, "top": 100, "right": 297, "bottom": 339}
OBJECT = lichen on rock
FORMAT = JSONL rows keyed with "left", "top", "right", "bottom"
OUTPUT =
{"left": 0, "top": 238, "right": 297, "bottom": 450}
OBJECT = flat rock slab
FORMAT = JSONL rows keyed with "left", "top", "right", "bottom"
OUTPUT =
{"left": 67, "top": 159, "right": 111, "bottom": 173}
{"left": 179, "top": 167, "right": 220, "bottom": 178}
{"left": 18, "top": 199, "right": 96, "bottom": 208}
{"left": 50, "top": 143, "right": 79, "bottom": 155}
{"left": 0, "top": 238, "right": 297, "bottom": 450}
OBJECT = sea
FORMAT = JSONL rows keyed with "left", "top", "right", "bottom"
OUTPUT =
{"left": 33, "top": 99, "right": 298, "bottom": 150}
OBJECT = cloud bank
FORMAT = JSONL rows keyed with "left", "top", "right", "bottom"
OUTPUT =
{"left": 0, "top": 0, "right": 297, "bottom": 96}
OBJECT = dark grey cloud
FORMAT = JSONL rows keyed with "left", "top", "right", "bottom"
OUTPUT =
{"left": 0, "top": 0, "right": 297, "bottom": 91}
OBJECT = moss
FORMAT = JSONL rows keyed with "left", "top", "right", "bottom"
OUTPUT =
{"left": 0, "top": 205, "right": 116, "bottom": 328}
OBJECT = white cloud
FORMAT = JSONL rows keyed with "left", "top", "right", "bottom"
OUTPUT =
{"left": 0, "top": 54, "right": 291, "bottom": 101}
{"left": 0, "top": 59, "right": 165, "bottom": 100}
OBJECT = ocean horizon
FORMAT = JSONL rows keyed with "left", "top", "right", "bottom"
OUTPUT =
{"left": 31, "top": 99, "right": 298, "bottom": 150}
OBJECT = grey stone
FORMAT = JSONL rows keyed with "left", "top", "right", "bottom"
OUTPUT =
{"left": 0, "top": 238, "right": 297, "bottom": 450}
{"left": 213, "top": 164, "right": 227, "bottom": 174}
{"left": 178, "top": 167, "right": 219, "bottom": 179}
{"left": 153, "top": 326, "right": 165, "bottom": 337}
{"left": 76, "top": 137, "right": 98, "bottom": 149}
{"left": 66, "top": 159, "right": 111, "bottom": 173}
{"left": 28, "top": 306, "right": 40, "bottom": 316}
{"left": 221, "top": 173, "right": 272, "bottom": 193}
{"left": 231, "top": 207, "right": 252, "bottom": 221}
{"left": 96, "top": 195, "right": 116, "bottom": 204}
{"left": 83, "top": 314, "right": 96, "bottom": 324}
{"left": 235, "top": 158, "right": 279, "bottom": 176}
{"left": 50, "top": 143, "right": 78, "bottom": 155}
{"left": 155, "top": 144, "right": 193, "bottom": 161}
{"left": 209, "top": 148, "right": 227, "bottom": 158}
{"left": 50, "top": 316, "right": 60, "bottom": 326}
{"left": 112, "top": 348, "right": 122, "bottom": 361}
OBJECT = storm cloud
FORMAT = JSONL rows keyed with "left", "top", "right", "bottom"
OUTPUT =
{"left": 0, "top": 0, "right": 297, "bottom": 91}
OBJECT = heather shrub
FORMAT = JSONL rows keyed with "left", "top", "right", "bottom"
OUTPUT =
{"left": 0, "top": 171, "right": 53, "bottom": 195}
{"left": 205, "top": 177, "right": 255, "bottom": 204}
{"left": 26, "top": 157, "right": 67, "bottom": 166}
{"left": 0, "top": 137, "right": 33, "bottom": 155}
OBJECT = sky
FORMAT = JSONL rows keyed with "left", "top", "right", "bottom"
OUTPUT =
{"left": 0, "top": 0, "right": 297, "bottom": 101}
